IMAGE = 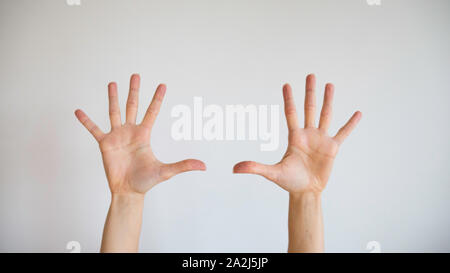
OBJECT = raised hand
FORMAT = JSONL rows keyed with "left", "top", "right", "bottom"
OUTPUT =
{"left": 75, "top": 74, "right": 206, "bottom": 195}
{"left": 233, "top": 74, "right": 361, "bottom": 194}
{"left": 233, "top": 74, "right": 361, "bottom": 252}
{"left": 75, "top": 74, "right": 206, "bottom": 252}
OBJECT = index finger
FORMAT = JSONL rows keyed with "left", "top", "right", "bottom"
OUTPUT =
{"left": 140, "top": 84, "right": 167, "bottom": 130}
{"left": 283, "top": 84, "right": 299, "bottom": 132}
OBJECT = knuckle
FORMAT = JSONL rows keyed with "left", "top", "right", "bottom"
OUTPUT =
{"left": 321, "top": 109, "right": 331, "bottom": 117}
{"left": 285, "top": 106, "right": 296, "bottom": 115}
{"left": 127, "top": 103, "right": 138, "bottom": 110}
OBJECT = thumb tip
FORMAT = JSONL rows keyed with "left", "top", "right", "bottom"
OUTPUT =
{"left": 190, "top": 160, "right": 206, "bottom": 171}
{"left": 233, "top": 161, "right": 251, "bottom": 174}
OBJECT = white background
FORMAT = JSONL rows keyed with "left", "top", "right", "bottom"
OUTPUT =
{"left": 0, "top": 0, "right": 449, "bottom": 252}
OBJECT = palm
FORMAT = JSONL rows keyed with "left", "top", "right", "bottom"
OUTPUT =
{"left": 234, "top": 74, "right": 361, "bottom": 194}
{"left": 76, "top": 74, "right": 205, "bottom": 195}
{"left": 278, "top": 128, "right": 338, "bottom": 193}
{"left": 100, "top": 125, "right": 160, "bottom": 194}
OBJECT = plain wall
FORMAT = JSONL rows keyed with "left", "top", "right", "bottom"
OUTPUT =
{"left": 0, "top": 0, "right": 449, "bottom": 252}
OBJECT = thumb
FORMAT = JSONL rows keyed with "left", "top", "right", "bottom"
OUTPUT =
{"left": 233, "top": 161, "right": 280, "bottom": 183}
{"left": 160, "top": 159, "right": 206, "bottom": 181}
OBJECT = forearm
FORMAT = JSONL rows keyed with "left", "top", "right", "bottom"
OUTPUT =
{"left": 288, "top": 191, "right": 324, "bottom": 253}
{"left": 100, "top": 193, "right": 145, "bottom": 253}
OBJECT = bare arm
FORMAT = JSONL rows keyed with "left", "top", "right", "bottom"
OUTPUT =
{"left": 234, "top": 74, "right": 361, "bottom": 253}
{"left": 75, "top": 74, "right": 206, "bottom": 252}
{"left": 288, "top": 192, "right": 323, "bottom": 252}
{"left": 101, "top": 193, "right": 144, "bottom": 252}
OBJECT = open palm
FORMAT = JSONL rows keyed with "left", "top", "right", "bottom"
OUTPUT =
{"left": 75, "top": 74, "right": 205, "bottom": 195}
{"left": 234, "top": 74, "right": 361, "bottom": 194}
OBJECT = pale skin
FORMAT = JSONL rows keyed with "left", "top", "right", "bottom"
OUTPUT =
{"left": 75, "top": 74, "right": 206, "bottom": 252}
{"left": 233, "top": 74, "right": 362, "bottom": 253}
{"left": 75, "top": 73, "right": 360, "bottom": 253}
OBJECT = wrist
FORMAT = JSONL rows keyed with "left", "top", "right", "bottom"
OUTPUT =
{"left": 111, "top": 192, "right": 145, "bottom": 208}
{"left": 290, "top": 191, "right": 322, "bottom": 201}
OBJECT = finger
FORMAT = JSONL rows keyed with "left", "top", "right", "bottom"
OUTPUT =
{"left": 283, "top": 84, "right": 299, "bottom": 132}
{"left": 74, "top": 109, "right": 105, "bottom": 142}
{"left": 333, "top": 111, "right": 362, "bottom": 144}
{"left": 304, "top": 74, "right": 316, "bottom": 128}
{"left": 318, "top": 83, "right": 334, "bottom": 132}
{"left": 141, "top": 84, "right": 166, "bottom": 130}
{"left": 108, "top": 82, "right": 121, "bottom": 129}
{"left": 125, "top": 74, "right": 141, "bottom": 124}
{"left": 160, "top": 159, "right": 206, "bottom": 181}
{"left": 233, "top": 161, "right": 280, "bottom": 183}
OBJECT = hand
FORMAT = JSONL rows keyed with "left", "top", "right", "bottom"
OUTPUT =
{"left": 75, "top": 74, "right": 206, "bottom": 196}
{"left": 233, "top": 74, "right": 361, "bottom": 194}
